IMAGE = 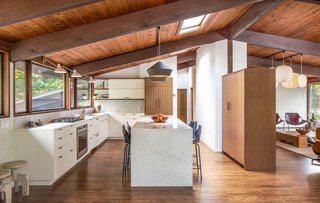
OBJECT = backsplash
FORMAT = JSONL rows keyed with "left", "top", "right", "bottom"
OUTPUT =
{"left": 14, "top": 108, "right": 93, "bottom": 128}
{"left": 94, "top": 100, "right": 144, "bottom": 113}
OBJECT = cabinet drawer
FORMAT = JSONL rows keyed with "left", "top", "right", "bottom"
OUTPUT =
{"left": 54, "top": 126, "right": 75, "bottom": 140}
{"left": 54, "top": 133, "right": 76, "bottom": 150}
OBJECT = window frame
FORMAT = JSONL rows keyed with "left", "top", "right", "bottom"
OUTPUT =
{"left": 176, "top": 14, "right": 210, "bottom": 35}
{"left": 74, "top": 77, "right": 92, "bottom": 109}
{"left": 0, "top": 51, "right": 10, "bottom": 118}
{"left": 14, "top": 60, "right": 69, "bottom": 116}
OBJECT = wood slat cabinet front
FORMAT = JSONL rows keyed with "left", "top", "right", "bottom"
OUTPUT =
{"left": 222, "top": 68, "right": 276, "bottom": 171}
{"left": 145, "top": 77, "right": 173, "bottom": 115}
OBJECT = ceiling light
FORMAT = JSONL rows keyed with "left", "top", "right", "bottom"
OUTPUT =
{"left": 298, "top": 54, "right": 307, "bottom": 88}
{"left": 276, "top": 51, "right": 293, "bottom": 82}
{"left": 89, "top": 76, "right": 95, "bottom": 83}
{"left": 54, "top": 63, "right": 67, "bottom": 74}
{"left": 281, "top": 73, "right": 299, "bottom": 88}
{"left": 147, "top": 26, "right": 172, "bottom": 81}
{"left": 71, "top": 69, "right": 81, "bottom": 78}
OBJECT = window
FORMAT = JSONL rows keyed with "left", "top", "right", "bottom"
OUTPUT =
{"left": 309, "top": 83, "right": 320, "bottom": 119}
{"left": 15, "top": 61, "right": 27, "bottom": 113}
{"left": 178, "top": 15, "right": 208, "bottom": 34}
{"left": 76, "top": 78, "right": 91, "bottom": 108}
{"left": 31, "top": 63, "right": 65, "bottom": 111}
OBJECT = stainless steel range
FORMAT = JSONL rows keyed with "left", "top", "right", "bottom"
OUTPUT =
{"left": 50, "top": 117, "right": 83, "bottom": 123}
{"left": 77, "top": 124, "right": 88, "bottom": 160}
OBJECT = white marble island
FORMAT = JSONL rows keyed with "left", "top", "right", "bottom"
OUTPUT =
{"left": 131, "top": 116, "right": 193, "bottom": 187}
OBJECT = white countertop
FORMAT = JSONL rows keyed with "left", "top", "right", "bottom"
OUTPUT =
{"left": 132, "top": 116, "right": 190, "bottom": 130}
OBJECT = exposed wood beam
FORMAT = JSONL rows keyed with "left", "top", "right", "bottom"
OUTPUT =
{"left": 73, "top": 31, "right": 225, "bottom": 75}
{"left": 236, "top": 30, "right": 320, "bottom": 56}
{"left": 0, "top": 40, "right": 11, "bottom": 52}
{"left": 228, "top": 40, "right": 233, "bottom": 73}
{"left": 178, "top": 60, "right": 196, "bottom": 70}
{"left": 228, "top": 0, "right": 284, "bottom": 39}
{"left": 248, "top": 55, "right": 320, "bottom": 76}
{"left": 177, "top": 52, "right": 196, "bottom": 64}
{"left": 0, "top": 0, "right": 104, "bottom": 27}
{"left": 297, "top": 0, "right": 320, "bottom": 5}
{"left": 11, "top": 0, "right": 261, "bottom": 62}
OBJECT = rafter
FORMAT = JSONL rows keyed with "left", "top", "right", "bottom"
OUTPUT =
{"left": 73, "top": 31, "right": 225, "bottom": 75}
{"left": 178, "top": 60, "right": 196, "bottom": 70}
{"left": 237, "top": 30, "right": 320, "bottom": 56}
{"left": 177, "top": 51, "right": 196, "bottom": 64}
{"left": 0, "top": 0, "right": 104, "bottom": 27}
{"left": 248, "top": 55, "right": 320, "bottom": 76}
{"left": 228, "top": 0, "right": 284, "bottom": 39}
{"left": 11, "top": 0, "right": 262, "bottom": 62}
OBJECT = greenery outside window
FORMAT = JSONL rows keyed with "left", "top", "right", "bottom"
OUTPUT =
{"left": 15, "top": 61, "right": 27, "bottom": 113}
{"left": 309, "top": 82, "right": 320, "bottom": 120}
{"left": 76, "top": 78, "right": 91, "bottom": 108}
{"left": 31, "top": 63, "right": 65, "bottom": 111}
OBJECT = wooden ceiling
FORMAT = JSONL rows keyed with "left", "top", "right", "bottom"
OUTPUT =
{"left": 0, "top": 0, "right": 320, "bottom": 76}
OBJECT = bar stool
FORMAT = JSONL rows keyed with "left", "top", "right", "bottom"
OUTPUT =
{"left": 0, "top": 169, "right": 12, "bottom": 203}
{"left": 189, "top": 121, "right": 198, "bottom": 138}
{"left": 122, "top": 125, "right": 131, "bottom": 179}
{"left": 193, "top": 125, "right": 202, "bottom": 181}
{"left": 2, "top": 160, "right": 29, "bottom": 196}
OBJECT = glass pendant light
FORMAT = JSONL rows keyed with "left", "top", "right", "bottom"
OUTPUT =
{"left": 71, "top": 69, "right": 81, "bottom": 78}
{"left": 147, "top": 26, "right": 172, "bottom": 81}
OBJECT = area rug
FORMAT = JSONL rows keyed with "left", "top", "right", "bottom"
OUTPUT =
{"left": 276, "top": 141, "right": 317, "bottom": 159}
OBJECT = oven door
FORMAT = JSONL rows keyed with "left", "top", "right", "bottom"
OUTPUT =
{"left": 77, "top": 125, "right": 88, "bottom": 160}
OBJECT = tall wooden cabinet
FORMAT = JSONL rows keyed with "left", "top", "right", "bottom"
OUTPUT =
{"left": 145, "top": 77, "right": 173, "bottom": 115}
{"left": 222, "top": 68, "right": 276, "bottom": 171}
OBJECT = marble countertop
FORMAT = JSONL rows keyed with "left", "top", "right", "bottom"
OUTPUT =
{"left": 132, "top": 116, "right": 190, "bottom": 130}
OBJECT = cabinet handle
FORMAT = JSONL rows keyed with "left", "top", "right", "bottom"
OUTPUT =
{"left": 59, "top": 137, "right": 63, "bottom": 140}
{"left": 90, "top": 138, "right": 93, "bottom": 139}
{"left": 58, "top": 128, "right": 62, "bottom": 131}
{"left": 70, "top": 125, "right": 73, "bottom": 127}
{"left": 70, "top": 149, "right": 73, "bottom": 152}
{"left": 124, "top": 97, "right": 130, "bottom": 99}
{"left": 59, "top": 147, "right": 63, "bottom": 149}
{"left": 59, "top": 156, "right": 63, "bottom": 159}
{"left": 70, "top": 133, "right": 74, "bottom": 135}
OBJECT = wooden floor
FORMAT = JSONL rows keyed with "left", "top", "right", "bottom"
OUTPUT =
{"left": 6, "top": 140, "right": 320, "bottom": 203}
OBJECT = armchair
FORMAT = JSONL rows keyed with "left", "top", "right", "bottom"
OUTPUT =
{"left": 276, "top": 113, "right": 285, "bottom": 131}
{"left": 285, "top": 112, "right": 307, "bottom": 131}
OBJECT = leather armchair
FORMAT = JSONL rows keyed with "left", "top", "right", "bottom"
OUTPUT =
{"left": 285, "top": 112, "right": 307, "bottom": 131}
{"left": 276, "top": 113, "right": 285, "bottom": 131}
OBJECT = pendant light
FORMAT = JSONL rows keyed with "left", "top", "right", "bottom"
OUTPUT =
{"left": 276, "top": 51, "right": 293, "bottom": 82}
{"left": 147, "top": 26, "right": 172, "bottom": 81}
{"left": 89, "top": 76, "right": 95, "bottom": 83}
{"left": 281, "top": 57, "right": 298, "bottom": 88}
{"left": 298, "top": 54, "right": 307, "bottom": 88}
{"left": 71, "top": 69, "right": 81, "bottom": 78}
{"left": 54, "top": 63, "right": 67, "bottom": 74}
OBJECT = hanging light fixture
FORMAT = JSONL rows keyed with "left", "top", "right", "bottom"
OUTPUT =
{"left": 71, "top": 69, "right": 81, "bottom": 78}
{"left": 281, "top": 57, "right": 298, "bottom": 88}
{"left": 298, "top": 53, "right": 307, "bottom": 88}
{"left": 276, "top": 51, "right": 293, "bottom": 82}
{"left": 89, "top": 76, "right": 95, "bottom": 83}
{"left": 147, "top": 26, "right": 172, "bottom": 81}
{"left": 54, "top": 63, "right": 67, "bottom": 74}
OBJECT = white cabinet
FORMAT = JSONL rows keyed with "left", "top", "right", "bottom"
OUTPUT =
{"left": 108, "top": 79, "right": 144, "bottom": 99}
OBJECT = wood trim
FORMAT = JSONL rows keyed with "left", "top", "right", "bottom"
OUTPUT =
{"left": 74, "top": 31, "right": 225, "bottom": 75}
{"left": 26, "top": 61, "right": 32, "bottom": 113}
{"left": 247, "top": 55, "right": 320, "bottom": 76}
{"left": 0, "top": 0, "right": 104, "bottom": 27}
{"left": 178, "top": 60, "right": 196, "bottom": 70}
{"left": 0, "top": 40, "right": 11, "bottom": 52}
{"left": 228, "top": 0, "right": 284, "bottom": 39}
{"left": 228, "top": 40, "right": 233, "bottom": 73}
{"left": 177, "top": 52, "right": 196, "bottom": 64}
{"left": 11, "top": 0, "right": 261, "bottom": 61}
{"left": 236, "top": 30, "right": 320, "bottom": 56}
{"left": 0, "top": 51, "right": 10, "bottom": 117}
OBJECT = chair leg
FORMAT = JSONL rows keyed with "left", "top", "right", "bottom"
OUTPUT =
{"left": 194, "top": 144, "right": 199, "bottom": 176}
{"left": 18, "top": 174, "right": 29, "bottom": 196}
{"left": 122, "top": 144, "right": 128, "bottom": 179}
{"left": 197, "top": 143, "right": 202, "bottom": 182}
{"left": 282, "top": 122, "right": 285, "bottom": 131}
{"left": 3, "top": 184, "right": 12, "bottom": 203}
{"left": 0, "top": 191, "right": 4, "bottom": 201}
{"left": 287, "top": 123, "right": 289, "bottom": 131}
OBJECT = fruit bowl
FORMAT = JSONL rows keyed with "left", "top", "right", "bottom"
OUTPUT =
{"left": 296, "top": 128, "right": 310, "bottom": 135}
{"left": 151, "top": 113, "right": 168, "bottom": 123}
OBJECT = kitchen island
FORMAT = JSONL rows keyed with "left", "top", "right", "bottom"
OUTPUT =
{"left": 131, "top": 116, "right": 193, "bottom": 187}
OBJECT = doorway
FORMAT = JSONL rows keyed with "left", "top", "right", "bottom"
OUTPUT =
{"left": 177, "top": 89, "right": 187, "bottom": 123}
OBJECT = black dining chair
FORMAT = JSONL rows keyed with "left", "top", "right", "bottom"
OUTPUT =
{"left": 193, "top": 125, "right": 202, "bottom": 181}
{"left": 122, "top": 125, "right": 131, "bottom": 179}
{"left": 189, "top": 121, "right": 198, "bottom": 139}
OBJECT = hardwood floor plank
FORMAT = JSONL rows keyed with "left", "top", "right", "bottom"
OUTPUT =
{"left": 6, "top": 140, "right": 320, "bottom": 203}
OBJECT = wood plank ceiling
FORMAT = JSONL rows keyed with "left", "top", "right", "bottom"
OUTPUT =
{"left": 0, "top": 0, "right": 319, "bottom": 76}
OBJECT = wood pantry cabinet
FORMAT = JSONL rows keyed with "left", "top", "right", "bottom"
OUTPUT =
{"left": 145, "top": 77, "right": 173, "bottom": 115}
{"left": 222, "top": 68, "right": 276, "bottom": 171}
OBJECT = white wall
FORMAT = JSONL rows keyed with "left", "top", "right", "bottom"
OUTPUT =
{"left": 196, "top": 40, "right": 228, "bottom": 152}
{"left": 177, "top": 68, "right": 192, "bottom": 123}
{"left": 95, "top": 65, "right": 140, "bottom": 78}
{"left": 276, "top": 85, "right": 307, "bottom": 128}
{"left": 232, "top": 40, "right": 247, "bottom": 72}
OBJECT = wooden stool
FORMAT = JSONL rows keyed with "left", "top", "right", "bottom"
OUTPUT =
{"left": 2, "top": 160, "right": 29, "bottom": 196}
{"left": 0, "top": 169, "right": 12, "bottom": 203}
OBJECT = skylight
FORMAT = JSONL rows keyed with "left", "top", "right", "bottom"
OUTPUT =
{"left": 179, "top": 15, "right": 208, "bottom": 34}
